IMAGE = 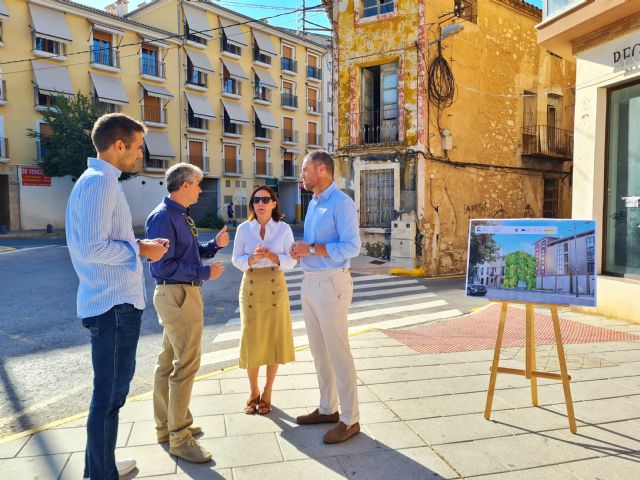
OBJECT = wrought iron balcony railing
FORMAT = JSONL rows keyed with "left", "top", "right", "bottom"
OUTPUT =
{"left": 522, "top": 125, "right": 573, "bottom": 160}
{"left": 356, "top": 109, "right": 399, "bottom": 144}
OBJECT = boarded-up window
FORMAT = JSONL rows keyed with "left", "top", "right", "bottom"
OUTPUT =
{"left": 360, "top": 169, "right": 394, "bottom": 228}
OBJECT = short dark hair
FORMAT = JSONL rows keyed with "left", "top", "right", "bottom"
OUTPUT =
{"left": 305, "top": 149, "right": 334, "bottom": 177}
{"left": 248, "top": 185, "right": 284, "bottom": 222}
{"left": 91, "top": 113, "right": 146, "bottom": 153}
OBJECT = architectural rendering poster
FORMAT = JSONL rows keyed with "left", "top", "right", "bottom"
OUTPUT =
{"left": 466, "top": 219, "right": 597, "bottom": 307}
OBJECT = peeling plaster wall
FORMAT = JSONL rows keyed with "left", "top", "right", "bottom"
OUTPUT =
{"left": 331, "top": 0, "right": 575, "bottom": 274}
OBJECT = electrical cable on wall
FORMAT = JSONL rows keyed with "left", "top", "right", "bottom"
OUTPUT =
{"left": 428, "top": 40, "right": 456, "bottom": 110}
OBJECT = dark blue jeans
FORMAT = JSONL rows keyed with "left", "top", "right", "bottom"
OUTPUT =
{"left": 82, "top": 304, "right": 142, "bottom": 480}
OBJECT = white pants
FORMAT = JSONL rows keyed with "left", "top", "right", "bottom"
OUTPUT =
{"left": 301, "top": 269, "right": 359, "bottom": 425}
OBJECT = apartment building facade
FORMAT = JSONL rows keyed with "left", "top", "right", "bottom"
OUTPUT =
{"left": 537, "top": 0, "right": 640, "bottom": 322}
{"left": 0, "top": 0, "right": 330, "bottom": 230}
{"left": 324, "top": 0, "right": 576, "bottom": 271}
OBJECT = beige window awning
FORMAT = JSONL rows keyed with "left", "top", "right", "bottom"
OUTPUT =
{"left": 140, "top": 82, "right": 173, "bottom": 100}
{"left": 32, "top": 60, "right": 74, "bottom": 96}
{"left": 221, "top": 58, "right": 248, "bottom": 80}
{"left": 185, "top": 49, "right": 214, "bottom": 73}
{"left": 185, "top": 92, "right": 215, "bottom": 119}
{"left": 90, "top": 72, "right": 128, "bottom": 105}
{"left": 144, "top": 131, "right": 175, "bottom": 158}
{"left": 219, "top": 17, "right": 247, "bottom": 48}
{"left": 221, "top": 99, "right": 249, "bottom": 125}
{"left": 0, "top": 0, "right": 9, "bottom": 18}
{"left": 253, "top": 106, "right": 278, "bottom": 129}
{"left": 252, "top": 30, "right": 277, "bottom": 56}
{"left": 28, "top": 3, "right": 72, "bottom": 43}
{"left": 253, "top": 68, "right": 277, "bottom": 89}
{"left": 183, "top": 3, "right": 212, "bottom": 39}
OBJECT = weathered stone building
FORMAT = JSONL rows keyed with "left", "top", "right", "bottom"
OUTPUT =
{"left": 323, "top": 0, "right": 576, "bottom": 275}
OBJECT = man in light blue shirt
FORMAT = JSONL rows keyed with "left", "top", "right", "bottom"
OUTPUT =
{"left": 66, "top": 114, "right": 168, "bottom": 480}
{"left": 291, "top": 150, "right": 362, "bottom": 444}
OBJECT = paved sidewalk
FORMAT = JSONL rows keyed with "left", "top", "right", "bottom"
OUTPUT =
{"left": 1, "top": 306, "right": 640, "bottom": 479}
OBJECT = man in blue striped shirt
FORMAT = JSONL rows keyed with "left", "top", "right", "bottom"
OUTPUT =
{"left": 66, "top": 114, "right": 169, "bottom": 480}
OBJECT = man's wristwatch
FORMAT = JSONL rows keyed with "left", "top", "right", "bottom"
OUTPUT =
{"left": 309, "top": 243, "right": 316, "bottom": 255}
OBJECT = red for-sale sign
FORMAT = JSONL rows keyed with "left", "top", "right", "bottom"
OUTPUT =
{"left": 21, "top": 167, "right": 51, "bottom": 186}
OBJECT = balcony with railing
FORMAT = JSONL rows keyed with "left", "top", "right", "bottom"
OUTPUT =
{"left": 223, "top": 158, "right": 243, "bottom": 176}
{"left": 281, "top": 92, "right": 298, "bottom": 109}
{"left": 140, "top": 57, "right": 166, "bottom": 79}
{"left": 306, "top": 65, "right": 322, "bottom": 81}
{"left": 222, "top": 77, "right": 242, "bottom": 96}
{"left": 254, "top": 85, "right": 272, "bottom": 103}
{"left": 221, "top": 37, "right": 241, "bottom": 56}
{"left": 188, "top": 155, "right": 209, "bottom": 173}
{"left": 254, "top": 161, "right": 272, "bottom": 177}
{"left": 307, "top": 132, "right": 322, "bottom": 146}
{"left": 282, "top": 129, "right": 298, "bottom": 144}
{"left": 521, "top": 125, "right": 573, "bottom": 160}
{"left": 185, "top": 25, "right": 207, "bottom": 47}
{"left": 90, "top": 47, "right": 120, "bottom": 69}
{"left": 281, "top": 57, "right": 298, "bottom": 73}
{"left": 93, "top": 98, "right": 122, "bottom": 115}
{"left": 282, "top": 161, "right": 298, "bottom": 179}
{"left": 186, "top": 69, "right": 207, "bottom": 89}
{"left": 0, "top": 79, "right": 6, "bottom": 102}
{"left": 356, "top": 109, "right": 399, "bottom": 144}
{"left": 255, "top": 125, "right": 272, "bottom": 141}
{"left": 307, "top": 99, "right": 322, "bottom": 115}
{"left": 187, "top": 112, "right": 209, "bottom": 131}
{"left": 223, "top": 119, "right": 243, "bottom": 136}
{"left": 253, "top": 49, "right": 272, "bottom": 65}
{"left": 141, "top": 104, "right": 168, "bottom": 126}
{"left": 0, "top": 137, "right": 8, "bottom": 159}
{"left": 144, "top": 156, "right": 170, "bottom": 170}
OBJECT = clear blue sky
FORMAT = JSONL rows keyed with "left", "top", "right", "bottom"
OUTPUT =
{"left": 486, "top": 220, "right": 595, "bottom": 256}
{"left": 72, "top": 0, "right": 543, "bottom": 31}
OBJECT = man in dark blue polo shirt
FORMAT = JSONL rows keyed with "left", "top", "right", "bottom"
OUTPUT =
{"left": 146, "top": 163, "right": 229, "bottom": 463}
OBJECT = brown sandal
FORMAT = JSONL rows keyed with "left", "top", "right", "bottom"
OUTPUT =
{"left": 244, "top": 394, "right": 260, "bottom": 415}
{"left": 258, "top": 393, "right": 272, "bottom": 415}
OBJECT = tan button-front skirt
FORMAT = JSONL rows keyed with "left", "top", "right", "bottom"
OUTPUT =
{"left": 238, "top": 267, "right": 295, "bottom": 369}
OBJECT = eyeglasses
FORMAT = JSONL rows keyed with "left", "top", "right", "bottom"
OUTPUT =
{"left": 185, "top": 214, "right": 199, "bottom": 238}
{"left": 253, "top": 196, "right": 272, "bottom": 204}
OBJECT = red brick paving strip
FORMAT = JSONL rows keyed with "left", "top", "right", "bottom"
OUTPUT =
{"left": 383, "top": 303, "right": 640, "bottom": 354}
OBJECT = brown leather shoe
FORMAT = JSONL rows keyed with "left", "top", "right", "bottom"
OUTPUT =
{"left": 296, "top": 408, "right": 339, "bottom": 425}
{"left": 323, "top": 422, "right": 360, "bottom": 444}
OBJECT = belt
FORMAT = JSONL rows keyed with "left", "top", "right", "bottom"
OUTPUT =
{"left": 156, "top": 280, "right": 203, "bottom": 286}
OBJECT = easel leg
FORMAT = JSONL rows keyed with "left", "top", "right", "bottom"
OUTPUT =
{"left": 527, "top": 304, "right": 538, "bottom": 406}
{"left": 484, "top": 302, "right": 508, "bottom": 420}
{"left": 551, "top": 306, "right": 577, "bottom": 434}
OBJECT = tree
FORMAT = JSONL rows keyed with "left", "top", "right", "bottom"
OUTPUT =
{"left": 468, "top": 222, "right": 500, "bottom": 280}
{"left": 27, "top": 93, "right": 134, "bottom": 180}
{"left": 503, "top": 250, "right": 537, "bottom": 290}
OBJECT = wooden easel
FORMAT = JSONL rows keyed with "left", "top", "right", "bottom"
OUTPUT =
{"left": 484, "top": 301, "right": 577, "bottom": 434}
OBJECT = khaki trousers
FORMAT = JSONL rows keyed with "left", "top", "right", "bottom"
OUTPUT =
{"left": 301, "top": 269, "right": 360, "bottom": 426}
{"left": 152, "top": 285, "right": 203, "bottom": 447}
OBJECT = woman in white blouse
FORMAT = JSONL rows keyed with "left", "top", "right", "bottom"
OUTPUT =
{"left": 232, "top": 186, "right": 297, "bottom": 415}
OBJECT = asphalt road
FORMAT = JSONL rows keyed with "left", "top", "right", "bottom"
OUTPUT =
{"left": 0, "top": 233, "right": 486, "bottom": 437}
